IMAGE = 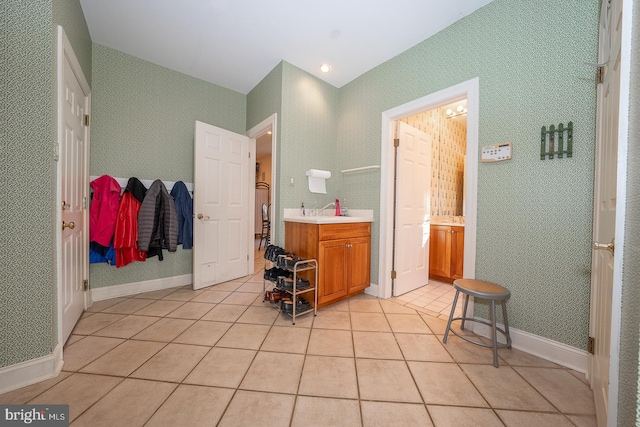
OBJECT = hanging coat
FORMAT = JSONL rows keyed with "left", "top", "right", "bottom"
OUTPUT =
{"left": 170, "top": 181, "right": 193, "bottom": 249}
{"left": 138, "top": 179, "right": 178, "bottom": 260}
{"left": 89, "top": 175, "right": 121, "bottom": 247}
{"left": 114, "top": 177, "right": 147, "bottom": 267}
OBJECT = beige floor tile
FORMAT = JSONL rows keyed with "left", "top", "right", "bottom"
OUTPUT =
{"left": 184, "top": 347, "right": 255, "bottom": 388}
{"left": 349, "top": 298, "right": 383, "bottom": 313}
{"left": 235, "top": 281, "right": 264, "bottom": 293}
{"left": 298, "top": 355, "right": 358, "bottom": 399}
{"left": 395, "top": 333, "right": 453, "bottom": 362}
{"left": 64, "top": 335, "right": 84, "bottom": 346}
{"left": 209, "top": 280, "right": 244, "bottom": 291}
{"left": 356, "top": 359, "right": 422, "bottom": 403}
{"left": 215, "top": 323, "right": 270, "bottom": 350}
{"left": 218, "top": 390, "right": 295, "bottom": 427}
{"left": 161, "top": 288, "right": 203, "bottom": 301}
{"left": 496, "top": 410, "right": 576, "bottom": 427}
{"left": 361, "top": 401, "right": 431, "bottom": 427}
{"left": 173, "top": 320, "right": 232, "bottom": 346}
{"left": 131, "top": 343, "right": 209, "bottom": 382}
{"left": 567, "top": 414, "right": 598, "bottom": 427}
{"left": 70, "top": 313, "right": 125, "bottom": 335}
{"left": 312, "top": 310, "right": 351, "bottom": 330}
{"left": 499, "top": 348, "right": 560, "bottom": 368}
{"left": 260, "top": 326, "right": 311, "bottom": 354}
{"left": 440, "top": 335, "right": 496, "bottom": 364}
{"left": 86, "top": 297, "right": 127, "bottom": 312}
{"left": 166, "top": 301, "right": 216, "bottom": 319}
{"left": 132, "top": 288, "right": 180, "bottom": 300}
{"left": 191, "top": 290, "right": 231, "bottom": 303}
{"left": 568, "top": 369, "right": 590, "bottom": 385}
{"left": 28, "top": 373, "right": 122, "bottom": 422}
{"left": 221, "top": 291, "right": 259, "bottom": 305}
{"left": 379, "top": 300, "right": 418, "bottom": 314}
{"left": 514, "top": 367, "right": 595, "bottom": 414}
{"left": 461, "top": 364, "right": 555, "bottom": 411}
{"left": 292, "top": 396, "right": 361, "bottom": 427}
{"left": 144, "top": 384, "right": 234, "bottom": 427}
{"left": 92, "top": 315, "right": 160, "bottom": 339}
{"left": 101, "top": 298, "right": 156, "bottom": 314}
{"left": 132, "top": 300, "right": 185, "bottom": 317}
{"left": 62, "top": 336, "right": 125, "bottom": 372}
{"left": 273, "top": 311, "right": 315, "bottom": 327}
{"left": 427, "top": 405, "right": 502, "bottom": 427}
{"left": 386, "top": 313, "right": 432, "bottom": 334}
{"left": 353, "top": 331, "right": 403, "bottom": 359}
{"left": 240, "top": 351, "right": 304, "bottom": 394}
{"left": 72, "top": 378, "right": 176, "bottom": 427}
{"left": 307, "top": 329, "right": 354, "bottom": 357}
{"left": 200, "top": 303, "right": 247, "bottom": 322}
{"left": 420, "top": 315, "right": 450, "bottom": 334}
{"left": 237, "top": 306, "right": 279, "bottom": 325}
{"left": 350, "top": 312, "right": 391, "bottom": 332}
{"left": 131, "top": 318, "right": 195, "bottom": 342}
{"left": 322, "top": 299, "right": 350, "bottom": 311}
{"left": 408, "top": 361, "right": 488, "bottom": 407}
{"left": 79, "top": 340, "right": 165, "bottom": 376}
{"left": 0, "top": 372, "right": 72, "bottom": 404}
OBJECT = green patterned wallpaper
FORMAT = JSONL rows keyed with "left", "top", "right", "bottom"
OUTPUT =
{"left": 338, "top": 0, "right": 599, "bottom": 349}
{"left": 52, "top": 0, "right": 91, "bottom": 85}
{"left": 89, "top": 44, "right": 246, "bottom": 288}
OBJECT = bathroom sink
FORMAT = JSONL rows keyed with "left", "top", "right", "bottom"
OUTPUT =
{"left": 284, "top": 215, "right": 373, "bottom": 224}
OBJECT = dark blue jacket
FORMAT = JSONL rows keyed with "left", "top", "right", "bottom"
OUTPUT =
{"left": 170, "top": 181, "right": 193, "bottom": 249}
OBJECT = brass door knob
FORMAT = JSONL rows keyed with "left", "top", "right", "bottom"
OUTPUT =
{"left": 593, "top": 238, "right": 614, "bottom": 255}
{"left": 197, "top": 213, "right": 210, "bottom": 220}
{"left": 62, "top": 221, "right": 75, "bottom": 230}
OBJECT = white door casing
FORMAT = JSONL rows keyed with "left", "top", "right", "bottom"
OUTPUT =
{"left": 393, "top": 122, "right": 432, "bottom": 296}
{"left": 57, "top": 27, "right": 90, "bottom": 345}
{"left": 589, "top": 0, "right": 623, "bottom": 425}
{"left": 193, "top": 121, "right": 254, "bottom": 290}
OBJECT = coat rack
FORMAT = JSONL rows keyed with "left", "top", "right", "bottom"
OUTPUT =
{"left": 540, "top": 122, "right": 573, "bottom": 160}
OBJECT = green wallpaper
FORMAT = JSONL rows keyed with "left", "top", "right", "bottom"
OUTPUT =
{"left": 338, "top": 0, "right": 598, "bottom": 349}
{"left": 89, "top": 44, "right": 246, "bottom": 288}
{"left": 247, "top": 62, "right": 283, "bottom": 132}
{"left": 52, "top": 0, "right": 91, "bottom": 85}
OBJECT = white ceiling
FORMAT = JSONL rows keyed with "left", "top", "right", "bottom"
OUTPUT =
{"left": 80, "top": 0, "right": 493, "bottom": 94}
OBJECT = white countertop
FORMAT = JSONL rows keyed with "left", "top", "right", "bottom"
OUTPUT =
{"left": 283, "top": 208, "right": 373, "bottom": 224}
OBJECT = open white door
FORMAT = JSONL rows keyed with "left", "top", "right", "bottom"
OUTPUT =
{"left": 58, "top": 27, "right": 89, "bottom": 344}
{"left": 393, "top": 122, "right": 432, "bottom": 296}
{"left": 588, "top": 0, "right": 622, "bottom": 425}
{"left": 193, "top": 121, "right": 254, "bottom": 290}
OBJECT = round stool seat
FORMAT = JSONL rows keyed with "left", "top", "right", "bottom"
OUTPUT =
{"left": 454, "top": 279, "right": 510, "bottom": 301}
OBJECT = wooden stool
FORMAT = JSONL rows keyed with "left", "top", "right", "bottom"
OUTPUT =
{"left": 443, "top": 279, "right": 512, "bottom": 367}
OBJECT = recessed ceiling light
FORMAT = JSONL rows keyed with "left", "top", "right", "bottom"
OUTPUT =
{"left": 267, "top": 131, "right": 272, "bottom": 135}
{"left": 320, "top": 64, "right": 331, "bottom": 73}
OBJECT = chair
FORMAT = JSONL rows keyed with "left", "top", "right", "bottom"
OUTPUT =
{"left": 259, "top": 203, "right": 270, "bottom": 250}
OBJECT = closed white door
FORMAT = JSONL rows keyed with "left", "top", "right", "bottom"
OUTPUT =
{"left": 59, "top": 28, "right": 89, "bottom": 344}
{"left": 589, "top": 0, "right": 622, "bottom": 424}
{"left": 193, "top": 121, "right": 254, "bottom": 290}
{"left": 393, "top": 122, "right": 432, "bottom": 296}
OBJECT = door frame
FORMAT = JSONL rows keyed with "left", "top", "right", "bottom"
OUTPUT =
{"left": 247, "top": 113, "right": 278, "bottom": 262}
{"left": 56, "top": 26, "right": 91, "bottom": 347}
{"left": 379, "top": 78, "right": 479, "bottom": 299}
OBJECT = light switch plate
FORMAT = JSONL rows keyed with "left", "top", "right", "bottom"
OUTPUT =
{"left": 481, "top": 142, "right": 512, "bottom": 162}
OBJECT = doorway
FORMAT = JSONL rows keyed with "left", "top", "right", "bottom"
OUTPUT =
{"left": 379, "top": 78, "right": 479, "bottom": 301}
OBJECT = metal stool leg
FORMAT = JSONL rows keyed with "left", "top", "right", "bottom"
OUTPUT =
{"left": 491, "top": 300, "right": 499, "bottom": 368}
{"left": 460, "top": 293, "right": 470, "bottom": 330}
{"left": 501, "top": 300, "right": 512, "bottom": 349}
{"left": 443, "top": 290, "right": 460, "bottom": 344}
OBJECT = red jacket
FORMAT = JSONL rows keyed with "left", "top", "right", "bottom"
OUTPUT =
{"left": 114, "top": 178, "right": 147, "bottom": 267}
{"left": 89, "top": 175, "right": 120, "bottom": 247}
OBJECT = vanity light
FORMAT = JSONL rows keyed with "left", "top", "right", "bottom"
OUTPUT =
{"left": 446, "top": 104, "right": 467, "bottom": 119}
{"left": 320, "top": 64, "right": 331, "bottom": 73}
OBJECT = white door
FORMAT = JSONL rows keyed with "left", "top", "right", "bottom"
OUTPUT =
{"left": 393, "top": 122, "right": 432, "bottom": 296}
{"left": 589, "top": 0, "right": 622, "bottom": 424}
{"left": 193, "top": 121, "right": 254, "bottom": 290}
{"left": 59, "top": 28, "right": 89, "bottom": 344}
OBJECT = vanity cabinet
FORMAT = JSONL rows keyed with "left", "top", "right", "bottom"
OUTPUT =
{"left": 285, "top": 221, "right": 371, "bottom": 307}
{"left": 429, "top": 225, "right": 464, "bottom": 283}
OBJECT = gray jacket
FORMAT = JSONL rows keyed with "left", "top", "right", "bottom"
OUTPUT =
{"left": 137, "top": 179, "right": 178, "bottom": 255}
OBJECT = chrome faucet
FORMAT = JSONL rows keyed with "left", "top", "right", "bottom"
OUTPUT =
{"left": 320, "top": 201, "right": 335, "bottom": 210}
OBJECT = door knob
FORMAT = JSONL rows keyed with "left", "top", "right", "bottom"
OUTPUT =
{"left": 593, "top": 238, "right": 614, "bottom": 255}
{"left": 197, "top": 213, "right": 210, "bottom": 220}
{"left": 61, "top": 201, "right": 70, "bottom": 210}
{"left": 62, "top": 221, "right": 75, "bottom": 230}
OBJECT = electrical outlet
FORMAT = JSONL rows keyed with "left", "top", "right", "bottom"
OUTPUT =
{"left": 289, "top": 177, "right": 295, "bottom": 186}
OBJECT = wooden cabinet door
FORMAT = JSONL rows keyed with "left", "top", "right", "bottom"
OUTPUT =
{"left": 318, "top": 239, "right": 348, "bottom": 305}
{"left": 450, "top": 227, "right": 465, "bottom": 280}
{"left": 347, "top": 236, "right": 371, "bottom": 293}
{"left": 429, "top": 226, "right": 452, "bottom": 278}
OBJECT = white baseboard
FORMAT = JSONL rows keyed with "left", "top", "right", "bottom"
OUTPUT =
{"left": 0, "top": 344, "right": 63, "bottom": 395}
{"left": 472, "top": 321, "right": 588, "bottom": 373}
{"left": 364, "top": 283, "right": 378, "bottom": 297}
{"left": 91, "top": 274, "right": 193, "bottom": 302}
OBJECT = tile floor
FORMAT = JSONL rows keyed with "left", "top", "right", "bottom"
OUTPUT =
{"left": 1, "top": 250, "right": 596, "bottom": 426}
